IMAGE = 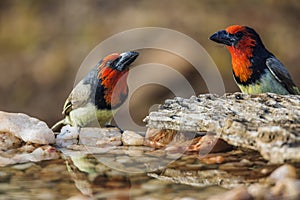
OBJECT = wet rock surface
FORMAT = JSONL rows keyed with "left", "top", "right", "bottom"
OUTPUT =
{"left": 144, "top": 93, "right": 300, "bottom": 163}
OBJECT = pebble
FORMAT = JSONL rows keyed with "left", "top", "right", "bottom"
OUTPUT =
{"left": 121, "top": 130, "right": 144, "bottom": 146}
{"left": 207, "top": 186, "right": 253, "bottom": 200}
{"left": 247, "top": 184, "right": 269, "bottom": 199}
{"left": 269, "top": 164, "right": 297, "bottom": 181}
{"left": 271, "top": 178, "right": 300, "bottom": 198}
{"left": 79, "top": 127, "right": 121, "bottom": 147}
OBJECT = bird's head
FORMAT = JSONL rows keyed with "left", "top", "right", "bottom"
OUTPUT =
{"left": 98, "top": 51, "right": 139, "bottom": 74}
{"left": 97, "top": 51, "right": 139, "bottom": 108}
{"left": 209, "top": 25, "right": 266, "bottom": 82}
{"left": 209, "top": 25, "right": 264, "bottom": 51}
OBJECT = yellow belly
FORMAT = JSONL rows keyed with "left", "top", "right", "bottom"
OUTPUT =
{"left": 238, "top": 72, "right": 290, "bottom": 95}
{"left": 66, "top": 103, "right": 116, "bottom": 128}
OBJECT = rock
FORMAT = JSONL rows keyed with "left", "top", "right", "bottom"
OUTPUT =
{"left": 207, "top": 186, "right": 253, "bottom": 200}
{"left": 144, "top": 93, "right": 300, "bottom": 163}
{"left": 121, "top": 130, "right": 144, "bottom": 146}
{"left": 148, "top": 168, "right": 245, "bottom": 189}
{"left": 79, "top": 127, "right": 121, "bottom": 146}
{"left": 247, "top": 184, "right": 270, "bottom": 199}
{"left": 56, "top": 125, "right": 79, "bottom": 147}
{"left": 56, "top": 126, "right": 122, "bottom": 148}
{"left": 0, "top": 145, "right": 59, "bottom": 167}
{"left": 0, "top": 132, "right": 22, "bottom": 150}
{"left": 186, "top": 135, "right": 232, "bottom": 154}
{"left": 0, "top": 111, "right": 55, "bottom": 144}
{"left": 144, "top": 128, "right": 177, "bottom": 148}
{"left": 271, "top": 178, "right": 300, "bottom": 199}
{"left": 269, "top": 164, "right": 297, "bottom": 181}
{"left": 0, "top": 111, "right": 58, "bottom": 167}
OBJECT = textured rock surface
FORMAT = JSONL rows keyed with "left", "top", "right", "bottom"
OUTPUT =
{"left": 144, "top": 93, "right": 300, "bottom": 163}
{"left": 0, "top": 111, "right": 55, "bottom": 144}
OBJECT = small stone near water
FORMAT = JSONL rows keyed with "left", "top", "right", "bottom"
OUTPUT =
{"left": 269, "top": 164, "right": 297, "bottom": 181}
{"left": 79, "top": 127, "right": 121, "bottom": 146}
{"left": 56, "top": 125, "right": 79, "bottom": 147}
{"left": 208, "top": 186, "right": 253, "bottom": 200}
{"left": 271, "top": 178, "right": 300, "bottom": 199}
{"left": 267, "top": 164, "right": 300, "bottom": 199}
{"left": 0, "top": 111, "right": 55, "bottom": 144}
{"left": 56, "top": 126, "right": 122, "bottom": 148}
{"left": 121, "top": 130, "right": 144, "bottom": 146}
{"left": 247, "top": 184, "right": 270, "bottom": 199}
{"left": 0, "top": 145, "right": 59, "bottom": 167}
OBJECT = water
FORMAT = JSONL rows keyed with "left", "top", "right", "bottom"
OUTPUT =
{"left": 1, "top": 146, "right": 286, "bottom": 200}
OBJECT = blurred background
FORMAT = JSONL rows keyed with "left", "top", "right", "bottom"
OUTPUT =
{"left": 0, "top": 0, "right": 299, "bottom": 128}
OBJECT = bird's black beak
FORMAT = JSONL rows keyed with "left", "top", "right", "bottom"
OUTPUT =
{"left": 114, "top": 51, "right": 139, "bottom": 71}
{"left": 209, "top": 30, "right": 237, "bottom": 46}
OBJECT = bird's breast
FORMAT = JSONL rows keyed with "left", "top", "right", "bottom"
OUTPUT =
{"left": 228, "top": 47, "right": 253, "bottom": 83}
{"left": 237, "top": 71, "right": 290, "bottom": 95}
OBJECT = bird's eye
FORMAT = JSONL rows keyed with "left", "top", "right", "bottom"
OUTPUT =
{"left": 106, "top": 61, "right": 112, "bottom": 66}
{"left": 235, "top": 31, "right": 243, "bottom": 38}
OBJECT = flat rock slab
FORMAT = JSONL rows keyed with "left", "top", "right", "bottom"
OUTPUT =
{"left": 144, "top": 93, "right": 300, "bottom": 163}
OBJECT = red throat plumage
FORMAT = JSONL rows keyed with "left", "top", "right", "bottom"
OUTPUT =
{"left": 97, "top": 54, "right": 129, "bottom": 107}
{"left": 226, "top": 25, "right": 257, "bottom": 82}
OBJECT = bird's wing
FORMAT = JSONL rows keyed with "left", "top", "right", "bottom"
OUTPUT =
{"left": 62, "top": 67, "right": 99, "bottom": 115}
{"left": 62, "top": 81, "right": 93, "bottom": 115}
{"left": 266, "top": 57, "right": 299, "bottom": 95}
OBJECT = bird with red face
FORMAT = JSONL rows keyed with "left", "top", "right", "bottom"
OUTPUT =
{"left": 52, "top": 51, "right": 139, "bottom": 132}
{"left": 210, "top": 25, "right": 299, "bottom": 95}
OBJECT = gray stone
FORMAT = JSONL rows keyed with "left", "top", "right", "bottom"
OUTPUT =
{"left": 144, "top": 93, "right": 300, "bottom": 163}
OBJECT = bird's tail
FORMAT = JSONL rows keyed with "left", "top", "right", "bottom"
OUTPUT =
{"left": 51, "top": 119, "right": 66, "bottom": 132}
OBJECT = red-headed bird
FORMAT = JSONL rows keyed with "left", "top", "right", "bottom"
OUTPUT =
{"left": 210, "top": 25, "right": 299, "bottom": 95}
{"left": 52, "top": 51, "right": 139, "bottom": 132}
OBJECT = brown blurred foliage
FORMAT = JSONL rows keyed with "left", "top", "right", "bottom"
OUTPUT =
{"left": 0, "top": 0, "right": 299, "bottom": 128}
